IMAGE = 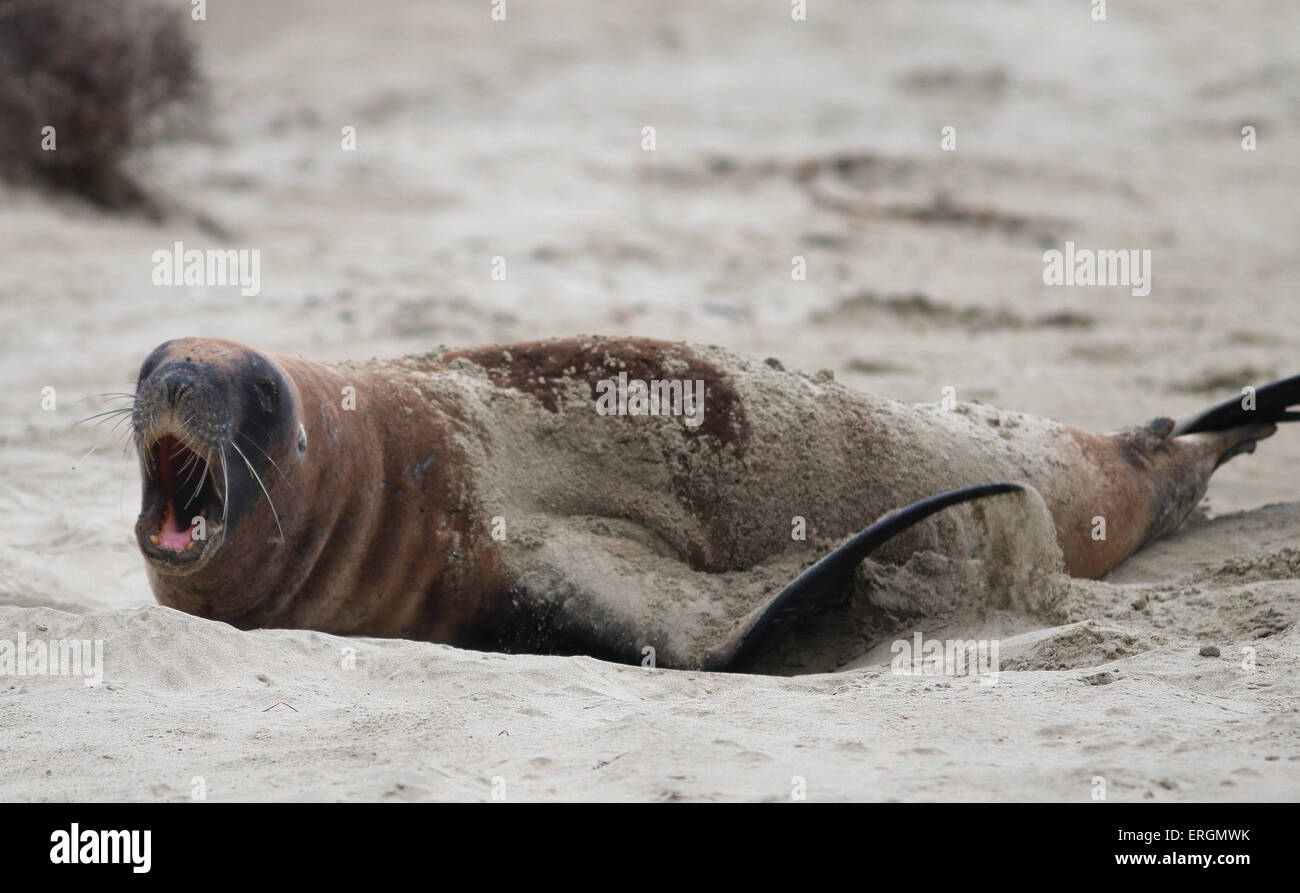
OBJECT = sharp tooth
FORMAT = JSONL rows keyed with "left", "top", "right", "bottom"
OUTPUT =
{"left": 150, "top": 534, "right": 160, "bottom": 545}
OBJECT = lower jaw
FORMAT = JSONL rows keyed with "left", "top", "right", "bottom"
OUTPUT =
{"left": 136, "top": 523, "right": 223, "bottom": 573}
{"left": 149, "top": 532, "right": 203, "bottom": 553}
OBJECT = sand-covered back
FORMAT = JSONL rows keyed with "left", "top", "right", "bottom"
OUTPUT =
{"left": 1, "top": 0, "right": 1297, "bottom": 800}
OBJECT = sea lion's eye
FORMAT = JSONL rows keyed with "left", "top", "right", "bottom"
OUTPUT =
{"left": 297, "top": 424, "right": 308, "bottom": 453}
{"left": 254, "top": 378, "right": 277, "bottom": 414}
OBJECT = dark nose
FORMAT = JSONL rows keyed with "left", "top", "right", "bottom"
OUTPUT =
{"left": 162, "top": 369, "right": 193, "bottom": 406}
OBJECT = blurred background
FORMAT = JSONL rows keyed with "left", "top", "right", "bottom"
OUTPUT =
{"left": 1, "top": 0, "right": 1297, "bottom": 611}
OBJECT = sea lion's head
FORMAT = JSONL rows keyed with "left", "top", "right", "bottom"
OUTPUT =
{"left": 132, "top": 337, "right": 300, "bottom": 576}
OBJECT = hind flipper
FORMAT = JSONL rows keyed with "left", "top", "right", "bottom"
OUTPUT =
{"left": 704, "top": 482, "right": 1025, "bottom": 673}
{"left": 1172, "top": 373, "right": 1300, "bottom": 436}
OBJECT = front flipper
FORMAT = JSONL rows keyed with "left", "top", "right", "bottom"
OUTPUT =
{"left": 704, "top": 482, "right": 1025, "bottom": 673}
{"left": 490, "top": 514, "right": 740, "bottom": 669}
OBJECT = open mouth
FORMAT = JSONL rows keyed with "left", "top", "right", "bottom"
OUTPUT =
{"left": 140, "top": 434, "right": 225, "bottom": 562}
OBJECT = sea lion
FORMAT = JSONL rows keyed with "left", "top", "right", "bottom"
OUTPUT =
{"left": 126, "top": 336, "right": 1295, "bottom": 672}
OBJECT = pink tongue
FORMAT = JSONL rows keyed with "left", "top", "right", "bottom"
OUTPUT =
{"left": 159, "top": 517, "right": 191, "bottom": 551}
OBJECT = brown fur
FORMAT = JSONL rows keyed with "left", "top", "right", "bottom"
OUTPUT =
{"left": 138, "top": 343, "right": 508, "bottom": 643}
{"left": 133, "top": 336, "right": 1273, "bottom": 667}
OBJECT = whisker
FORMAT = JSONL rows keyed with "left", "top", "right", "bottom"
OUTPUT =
{"left": 73, "top": 409, "right": 139, "bottom": 469}
{"left": 119, "top": 439, "right": 131, "bottom": 523}
{"left": 139, "top": 436, "right": 156, "bottom": 480}
{"left": 184, "top": 457, "right": 211, "bottom": 510}
{"left": 178, "top": 449, "right": 203, "bottom": 487}
{"left": 76, "top": 407, "right": 133, "bottom": 426}
{"left": 109, "top": 412, "right": 134, "bottom": 431}
{"left": 229, "top": 439, "right": 283, "bottom": 541}
{"left": 220, "top": 444, "right": 230, "bottom": 527}
{"left": 175, "top": 437, "right": 203, "bottom": 472}
{"left": 78, "top": 393, "right": 137, "bottom": 403}
{"left": 236, "top": 430, "right": 291, "bottom": 485}
{"left": 73, "top": 431, "right": 122, "bottom": 470}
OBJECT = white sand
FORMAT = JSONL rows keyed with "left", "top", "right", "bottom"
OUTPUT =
{"left": 1, "top": 0, "right": 1297, "bottom": 801}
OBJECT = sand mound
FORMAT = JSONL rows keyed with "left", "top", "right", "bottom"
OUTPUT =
{"left": 1, "top": 599, "right": 1295, "bottom": 801}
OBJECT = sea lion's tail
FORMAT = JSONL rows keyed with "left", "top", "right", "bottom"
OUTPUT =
{"left": 705, "top": 482, "right": 1024, "bottom": 673}
{"left": 1172, "top": 373, "right": 1300, "bottom": 436}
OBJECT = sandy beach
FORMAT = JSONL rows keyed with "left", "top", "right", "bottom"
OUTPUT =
{"left": 1, "top": 0, "right": 1297, "bottom": 801}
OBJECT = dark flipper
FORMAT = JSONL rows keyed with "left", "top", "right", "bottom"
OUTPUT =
{"left": 1172, "top": 374, "right": 1300, "bottom": 436}
{"left": 705, "top": 482, "right": 1024, "bottom": 673}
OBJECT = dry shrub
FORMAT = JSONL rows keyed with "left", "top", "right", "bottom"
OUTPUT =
{"left": 0, "top": 0, "right": 206, "bottom": 213}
